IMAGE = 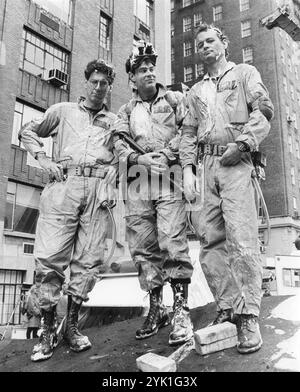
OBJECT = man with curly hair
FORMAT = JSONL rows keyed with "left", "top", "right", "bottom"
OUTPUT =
{"left": 19, "top": 59, "right": 118, "bottom": 361}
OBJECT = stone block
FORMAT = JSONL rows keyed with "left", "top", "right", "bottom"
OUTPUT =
{"left": 136, "top": 353, "right": 177, "bottom": 373}
{"left": 194, "top": 322, "right": 237, "bottom": 345}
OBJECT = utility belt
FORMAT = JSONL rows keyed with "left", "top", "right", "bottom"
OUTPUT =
{"left": 64, "top": 165, "right": 107, "bottom": 178}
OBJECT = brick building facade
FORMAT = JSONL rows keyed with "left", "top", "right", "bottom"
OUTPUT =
{"left": 0, "top": 0, "right": 170, "bottom": 325}
{"left": 171, "top": 0, "right": 300, "bottom": 269}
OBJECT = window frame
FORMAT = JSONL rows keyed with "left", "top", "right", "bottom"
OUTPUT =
{"left": 241, "top": 20, "right": 251, "bottom": 38}
{"left": 239, "top": 0, "right": 250, "bottom": 12}
{"left": 20, "top": 29, "right": 70, "bottom": 84}
{"left": 183, "top": 41, "right": 192, "bottom": 57}
{"left": 213, "top": 5, "right": 223, "bottom": 22}
{"left": 184, "top": 65, "right": 193, "bottom": 82}
{"left": 242, "top": 46, "right": 253, "bottom": 64}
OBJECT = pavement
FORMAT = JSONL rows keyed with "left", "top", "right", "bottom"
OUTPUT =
{"left": 0, "top": 295, "right": 299, "bottom": 373}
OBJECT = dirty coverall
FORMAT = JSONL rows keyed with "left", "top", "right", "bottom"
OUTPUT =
{"left": 180, "top": 62, "right": 273, "bottom": 316}
{"left": 20, "top": 98, "right": 117, "bottom": 310}
{"left": 114, "top": 84, "right": 193, "bottom": 291}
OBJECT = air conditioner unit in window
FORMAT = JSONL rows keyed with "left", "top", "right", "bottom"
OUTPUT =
{"left": 47, "top": 69, "right": 68, "bottom": 87}
{"left": 259, "top": 245, "right": 266, "bottom": 253}
{"left": 287, "top": 115, "right": 293, "bottom": 123}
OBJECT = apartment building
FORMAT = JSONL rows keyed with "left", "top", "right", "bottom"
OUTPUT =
{"left": 0, "top": 0, "right": 171, "bottom": 325}
{"left": 171, "top": 0, "right": 300, "bottom": 292}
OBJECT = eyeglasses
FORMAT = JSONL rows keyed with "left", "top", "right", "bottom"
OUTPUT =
{"left": 88, "top": 79, "right": 109, "bottom": 89}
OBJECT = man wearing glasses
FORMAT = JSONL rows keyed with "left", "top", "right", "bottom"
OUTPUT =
{"left": 19, "top": 59, "right": 117, "bottom": 361}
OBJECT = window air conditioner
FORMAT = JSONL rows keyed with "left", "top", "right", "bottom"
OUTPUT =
{"left": 259, "top": 245, "right": 266, "bottom": 253}
{"left": 47, "top": 69, "right": 68, "bottom": 87}
{"left": 287, "top": 115, "right": 292, "bottom": 123}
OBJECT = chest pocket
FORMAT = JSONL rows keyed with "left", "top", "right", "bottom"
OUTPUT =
{"left": 217, "top": 79, "right": 249, "bottom": 124}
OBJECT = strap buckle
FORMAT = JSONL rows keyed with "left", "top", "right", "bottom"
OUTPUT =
{"left": 83, "top": 167, "right": 92, "bottom": 177}
{"left": 74, "top": 166, "right": 83, "bottom": 176}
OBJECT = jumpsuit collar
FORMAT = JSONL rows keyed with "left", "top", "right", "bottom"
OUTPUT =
{"left": 132, "top": 83, "right": 167, "bottom": 104}
{"left": 77, "top": 96, "right": 109, "bottom": 117}
{"left": 203, "top": 61, "right": 236, "bottom": 83}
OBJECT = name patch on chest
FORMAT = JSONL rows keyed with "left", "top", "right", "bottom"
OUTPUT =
{"left": 217, "top": 80, "right": 238, "bottom": 92}
{"left": 94, "top": 119, "right": 110, "bottom": 130}
{"left": 153, "top": 106, "right": 172, "bottom": 114}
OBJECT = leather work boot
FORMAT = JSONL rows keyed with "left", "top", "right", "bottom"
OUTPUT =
{"left": 169, "top": 282, "right": 193, "bottom": 346}
{"left": 208, "top": 308, "right": 234, "bottom": 326}
{"left": 236, "top": 314, "right": 263, "bottom": 354}
{"left": 64, "top": 296, "right": 92, "bottom": 352}
{"left": 31, "top": 308, "right": 57, "bottom": 362}
{"left": 136, "top": 286, "right": 170, "bottom": 340}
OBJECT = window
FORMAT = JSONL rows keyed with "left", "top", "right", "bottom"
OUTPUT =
{"left": 286, "top": 104, "right": 290, "bottom": 118}
{"left": 194, "top": 13, "right": 202, "bottom": 28}
{"left": 20, "top": 30, "right": 69, "bottom": 81}
{"left": 291, "top": 167, "right": 296, "bottom": 185}
{"left": 283, "top": 76, "right": 288, "bottom": 93}
{"left": 183, "top": 17, "right": 192, "bottom": 32}
{"left": 99, "top": 13, "right": 111, "bottom": 50}
{"left": 182, "top": 0, "right": 192, "bottom": 7}
{"left": 171, "top": 23, "right": 175, "bottom": 37}
{"left": 239, "top": 0, "right": 250, "bottom": 12}
{"left": 184, "top": 66, "right": 193, "bottom": 82}
{"left": 11, "top": 101, "right": 53, "bottom": 158}
{"left": 23, "top": 243, "right": 34, "bottom": 255}
{"left": 194, "top": 39, "right": 198, "bottom": 54}
{"left": 282, "top": 268, "right": 300, "bottom": 287}
{"left": 33, "top": 0, "right": 73, "bottom": 24}
{"left": 133, "top": 0, "right": 153, "bottom": 26}
{"left": 293, "top": 196, "right": 297, "bottom": 209}
{"left": 195, "top": 63, "right": 204, "bottom": 79}
{"left": 171, "top": 72, "right": 175, "bottom": 85}
{"left": 242, "top": 47, "right": 253, "bottom": 64}
{"left": 171, "top": 0, "right": 175, "bottom": 11}
{"left": 288, "top": 134, "right": 293, "bottom": 153}
{"left": 213, "top": 5, "right": 222, "bottom": 22}
{"left": 258, "top": 231, "right": 265, "bottom": 253}
{"left": 171, "top": 47, "right": 175, "bottom": 62}
{"left": 0, "top": 269, "right": 25, "bottom": 325}
{"left": 4, "top": 182, "right": 41, "bottom": 235}
{"left": 184, "top": 41, "right": 192, "bottom": 57}
{"left": 241, "top": 20, "right": 251, "bottom": 38}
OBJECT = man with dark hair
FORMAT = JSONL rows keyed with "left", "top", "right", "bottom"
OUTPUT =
{"left": 180, "top": 24, "right": 274, "bottom": 354}
{"left": 113, "top": 41, "right": 194, "bottom": 346}
{"left": 19, "top": 59, "right": 118, "bottom": 361}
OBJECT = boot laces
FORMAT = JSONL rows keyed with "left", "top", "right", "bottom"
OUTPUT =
{"left": 174, "top": 292, "right": 187, "bottom": 312}
{"left": 40, "top": 313, "right": 55, "bottom": 345}
{"left": 67, "top": 313, "right": 81, "bottom": 336}
{"left": 240, "top": 315, "right": 256, "bottom": 331}
{"left": 142, "top": 292, "right": 160, "bottom": 328}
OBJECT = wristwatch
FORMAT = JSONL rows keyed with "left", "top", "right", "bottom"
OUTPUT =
{"left": 236, "top": 141, "right": 250, "bottom": 153}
